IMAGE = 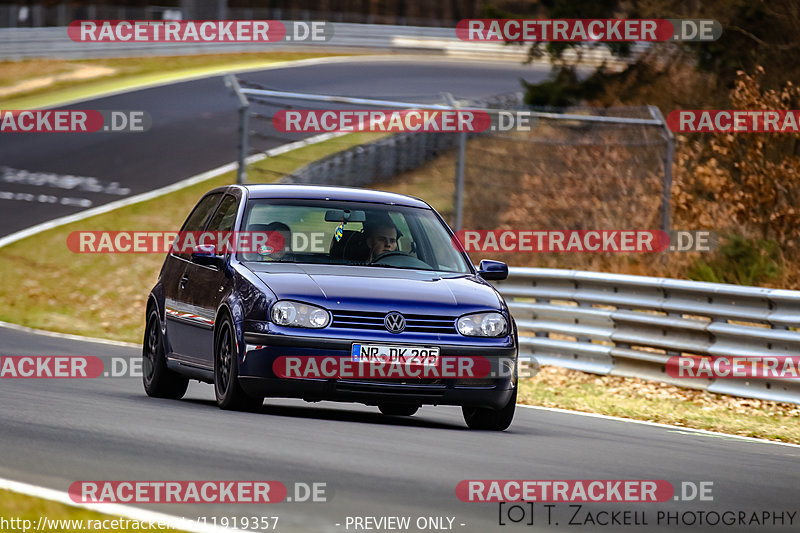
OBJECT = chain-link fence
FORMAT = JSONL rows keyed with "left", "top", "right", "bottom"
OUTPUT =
{"left": 462, "top": 106, "right": 670, "bottom": 230}
{"left": 459, "top": 106, "right": 673, "bottom": 270}
{"left": 228, "top": 75, "right": 673, "bottom": 256}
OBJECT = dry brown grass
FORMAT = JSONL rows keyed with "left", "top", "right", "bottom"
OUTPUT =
{"left": 0, "top": 59, "right": 79, "bottom": 87}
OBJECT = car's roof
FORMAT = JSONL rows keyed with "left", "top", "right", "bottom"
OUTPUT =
{"left": 234, "top": 184, "right": 430, "bottom": 208}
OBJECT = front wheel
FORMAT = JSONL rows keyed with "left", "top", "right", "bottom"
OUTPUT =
{"left": 214, "top": 315, "right": 263, "bottom": 412}
{"left": 462, "top": 388, "right": 517, "bottom": 431}
{"left": 142, "top": 307, "right": 189, "bottom": 399}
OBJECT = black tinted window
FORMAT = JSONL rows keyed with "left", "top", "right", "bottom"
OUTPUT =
{"left": 175, "top": 193, "right": 223, "bottom": 259}
{"left": 206, "top": 195, "right": 239, "bottom": 232}
{"left": 205, "top": 195, "right": 239, "bottom": 257}
{"left": 180, "top": 193, "right": 222, "bottom": 232}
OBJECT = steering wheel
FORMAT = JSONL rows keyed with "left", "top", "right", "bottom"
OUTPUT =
{"left": 370, "top": 251, "right": 408, "bottom": 264}
{"left": 370, "top": 251, "right": 431, "bottom": 269}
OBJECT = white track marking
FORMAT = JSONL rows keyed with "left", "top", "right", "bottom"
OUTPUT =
{"left": 0, "top": 320, "right": 140, "bottom": 348}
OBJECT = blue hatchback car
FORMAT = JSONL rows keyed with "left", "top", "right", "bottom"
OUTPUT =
{"left": 143, "top": 184, "right": 519, "bottom": 430}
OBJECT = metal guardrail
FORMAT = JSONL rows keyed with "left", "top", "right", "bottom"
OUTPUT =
{"left": 494, "top": 268, "right": 800, "bottom": 404}
{"left": 0, "top": 23, "right": 521, "bottom": 59}
{"left": 0, "top": 23, "right": 648, "bottom": 61}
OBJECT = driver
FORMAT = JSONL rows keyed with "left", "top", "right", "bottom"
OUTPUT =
{"left": 253, "top": 221, "right": 292, "bottom": 261}
{"left": 364, "top": 218, "right": 398, "bottom": 262}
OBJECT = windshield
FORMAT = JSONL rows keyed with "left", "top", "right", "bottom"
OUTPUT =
{"left": 237, "top": 199, "right": 472, "bottom": 273}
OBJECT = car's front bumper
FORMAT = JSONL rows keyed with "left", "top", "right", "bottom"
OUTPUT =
{"left": 238, "top": 332, "right": 517, "bottom": 409}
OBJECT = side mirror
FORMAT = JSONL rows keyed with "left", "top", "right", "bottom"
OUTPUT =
{"left": 477, "top": 260, "right": 508, "bottom": 281}
{"left": 191, "top": 244, "right": 223, "bottom": 267}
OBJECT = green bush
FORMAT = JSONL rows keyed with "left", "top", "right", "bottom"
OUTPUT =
{"left": 688, "top": 234, "right": 782, "bottom": 286}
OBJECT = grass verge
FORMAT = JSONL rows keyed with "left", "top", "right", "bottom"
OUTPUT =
{"left": 0, "top": 489, "right": 185, "bottom": 533}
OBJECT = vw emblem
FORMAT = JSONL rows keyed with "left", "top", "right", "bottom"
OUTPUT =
{"left": 384, "top": 312, "right": 406, "bottom": 333}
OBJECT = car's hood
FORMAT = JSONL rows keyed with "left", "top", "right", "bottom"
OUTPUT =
{"left": 245, "top": 263, "right": 503, "bottom": 313}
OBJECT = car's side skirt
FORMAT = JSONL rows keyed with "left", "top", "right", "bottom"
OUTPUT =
{"left": 166, "top": 354, "right": 214, "bottom": 383}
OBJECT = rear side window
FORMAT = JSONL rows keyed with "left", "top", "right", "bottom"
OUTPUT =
{"left": 175, "top": 193, "right": 223, "bottom": 258}
{"left": 206, "top": 195, "right": 239, "bottom": 233}
{"left": 205, "top": 195, "right": 239, "bottom": 256}
{"left": 180, "top": 193, "right": 223, "bottom": 232}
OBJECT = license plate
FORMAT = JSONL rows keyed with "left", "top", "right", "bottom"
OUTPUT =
{"left": 351, "top": 343, "right": 440, "bottom": 366}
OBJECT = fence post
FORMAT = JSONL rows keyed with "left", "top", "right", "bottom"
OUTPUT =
{"left": 444, "top": 93, "right": 466, "bottom": 230}
{"left": 648, "top": 105, "right": 674, "bottom": 233}
{"left": 225, "top": 75, "right": 250, "bottom": 185}
{"left": 454, "top": 132, "right": 466, "bottom": 231}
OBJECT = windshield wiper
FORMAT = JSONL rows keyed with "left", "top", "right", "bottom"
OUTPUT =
{"left": 362, "top": 263, "right": 437, "bottom": 271}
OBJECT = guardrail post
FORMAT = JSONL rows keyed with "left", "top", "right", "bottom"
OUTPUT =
{"left": 225, "top": 75, "right": 250, "bottom": 185}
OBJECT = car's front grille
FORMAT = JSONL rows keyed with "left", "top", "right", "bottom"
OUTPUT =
{"left": 330, "top": 310, "right": 456, "bottom": 334}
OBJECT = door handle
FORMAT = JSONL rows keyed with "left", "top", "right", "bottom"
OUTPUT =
{"left": 179, "top": 275, "right": 189, "bottom": 289}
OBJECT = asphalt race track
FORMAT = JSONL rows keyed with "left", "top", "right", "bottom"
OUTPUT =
{"left": 2, "top": 57, "right": 800, "bottom": 532}
{"left": 1, "top": 326, "right": 799, "bottom": 532}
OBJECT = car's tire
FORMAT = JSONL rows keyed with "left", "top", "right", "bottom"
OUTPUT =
{"left": 462, "top": 388, "right": 517, "bottom": 431}
{"left": 378, "top": 403, "right": 419, "bottom": 416}
{"left": 142, "top": 307, "right": 189, "bottom": 399}
{"left": 214, "top": 314, "right": 263, "bottom": 412}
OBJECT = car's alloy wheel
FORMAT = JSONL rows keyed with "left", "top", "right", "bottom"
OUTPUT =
{"left": 462, "top": 388, "right": 517, "bottom": 431}
{"left": 142, "top": 308, "right": 189, "bottom": 399}
{"left": 378, "top": 403, "right": 420, "bottom": 416}
{"left": 214, "top": 315, "right": 263, "bottom": 411}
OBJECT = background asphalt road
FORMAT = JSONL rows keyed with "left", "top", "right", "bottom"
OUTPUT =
{"left": 1, "top": 326, "right": 799, "bottom": 532}
{"left": 0, "top": 57, "right": 547, "bottom": 237}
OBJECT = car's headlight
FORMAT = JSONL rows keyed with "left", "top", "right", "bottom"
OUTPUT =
{"left": 457, "top": 312, "right": 508, "bottom": 337}
{"left": 271, "top": 301, "right": 330, "bottom": 328}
